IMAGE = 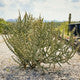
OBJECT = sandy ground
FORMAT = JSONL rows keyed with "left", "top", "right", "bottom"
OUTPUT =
{"left": 0, "top": 36, "right": 17, "bottom": 68}
{"left": 0, "top": 35, "right": 80, "bottom": 80}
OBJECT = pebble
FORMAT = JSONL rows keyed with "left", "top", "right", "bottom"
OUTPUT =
{"left": 0, "top": 35, "right": 80, "bottom": 80}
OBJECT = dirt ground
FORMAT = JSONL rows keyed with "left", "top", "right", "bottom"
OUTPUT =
{"left": 0, "top": 35, "right": 80, "bottom": 80}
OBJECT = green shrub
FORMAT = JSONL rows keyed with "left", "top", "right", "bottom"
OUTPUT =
{"left": 0, "top": 18, "right": 10, "bottom": 34}
{"left": 3, "top": 12, "right": 77, "bottom": 69}
{"left": 58, "top": 22, "right": 69, "bottom": 35}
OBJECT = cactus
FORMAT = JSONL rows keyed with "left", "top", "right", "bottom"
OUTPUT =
{"left": 3, "top": 12, "right": 77, "bottom": 69}
{"left": 69, "top": 13, "right": 71, "bottom": 24}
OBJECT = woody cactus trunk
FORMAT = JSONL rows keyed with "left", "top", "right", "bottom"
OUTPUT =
{"left": 3, "top": 12, "right": 77, "bottom": 69}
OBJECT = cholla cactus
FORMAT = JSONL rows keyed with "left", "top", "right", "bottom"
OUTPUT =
{"left": 3, "top": 12, "right": 77, "bottom": 69}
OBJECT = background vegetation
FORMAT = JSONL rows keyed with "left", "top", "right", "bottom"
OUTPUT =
{"left": 0, "top": 18, "right": 11, "bottom": 34}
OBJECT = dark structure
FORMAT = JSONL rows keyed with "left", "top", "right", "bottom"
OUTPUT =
{"left": 68, "top": 23, "right": 80, "bottom": 36}
{"left": 68, "top": 13, "right": 80, "bottom": 52}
